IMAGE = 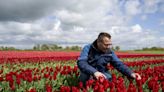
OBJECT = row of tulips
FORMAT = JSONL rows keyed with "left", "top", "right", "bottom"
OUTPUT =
{"left": 1, "top": 51, "right": 164, "bottom": 63}
{"left": 1, "top": 55, "right": 164, "bottom": 64}
{"left": 0, "top": 57, "right": 163, "bottom": 92}
{"left": 60, "top": 64, "right": 164, "bottom": 92}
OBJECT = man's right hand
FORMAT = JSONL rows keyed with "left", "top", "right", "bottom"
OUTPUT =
{"left": 94, "top": 71, "right": 106, "bottom": 79}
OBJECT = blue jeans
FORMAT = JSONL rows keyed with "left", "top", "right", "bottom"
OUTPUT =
{"left": 79, "top": 71, "right": 112, "bottom": 85}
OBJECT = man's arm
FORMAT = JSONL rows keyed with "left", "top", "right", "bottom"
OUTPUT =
{"left": 77, "top": 44, "right": 98, "bottom": 75}
{"left": 110, "top": 51, "right": 141, "bottom": 80}
{"left": 110, "top": 51, "right": 135, "bottom": 78}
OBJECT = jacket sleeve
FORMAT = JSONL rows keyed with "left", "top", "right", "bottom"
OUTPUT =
{"left": 110, "top": 51, "right": 134, "bottom": 78}
{"left": 77, "top": 44, "right": 98, "bottom": 75}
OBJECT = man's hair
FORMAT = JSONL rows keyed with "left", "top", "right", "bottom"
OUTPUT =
{"left": 97, "top": 32, "right": 111, "bottom": 42}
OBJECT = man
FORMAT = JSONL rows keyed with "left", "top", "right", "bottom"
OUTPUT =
{"left": 77, "top": 32, "right": 141, "bottom": 84}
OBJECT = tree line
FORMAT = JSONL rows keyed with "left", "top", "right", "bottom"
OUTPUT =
{"left": 135, "top": 47, "right": 164, "bottom": 51}
{"left": 1, "top": 44, "right": 163, "bottom": 51}
{"left": 0, "top": 44, "right": 122, "bottom": 51}
{"left": 32, "top": 44, "right": 82, "bottom": 51}
{"left": 0, "top": 44, "right": 82, "bottom": 51}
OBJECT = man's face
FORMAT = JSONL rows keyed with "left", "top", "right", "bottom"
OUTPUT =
{"left": 97, "top": 37, "right": 112, "bottom": 53}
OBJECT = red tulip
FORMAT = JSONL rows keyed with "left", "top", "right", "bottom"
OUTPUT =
{"left": 46, "top": 84, "right": 52, "bottom": 92}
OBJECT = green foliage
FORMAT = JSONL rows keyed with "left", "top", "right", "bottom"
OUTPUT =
{"left": 64, "top": 74, "right": 79, "bottom": 86}
{"left": 0, "top": 46, "right": 19, "bottom": 51}
{"left": 0, "top": 44, "right": 82, "bottom": 51}
{"left": 115, "top": 46, "right": 120, "bottom": 51}
{"left": 32, "top": 44, "right": 82, "bottom": 51}
{"left": 136, "top": 46, "right": 164, "bottom": 51}
{"left": 111, "top": 46, "right": 121, "bottom": 51}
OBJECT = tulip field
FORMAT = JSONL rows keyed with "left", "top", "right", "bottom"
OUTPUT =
{"left": 0, "top": 51, "right": 164, "bottom": 92}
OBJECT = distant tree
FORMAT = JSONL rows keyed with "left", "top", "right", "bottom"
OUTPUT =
{"left": 8, "top": 47, "right": 16, "bottom": 50}
{"left": 49, "top": 44, "right": 62, "bottom": 51}
{"left": 0, "top": 46, "right": 4, "bottom": 50}
{"left": 49, "top": 44, "right": 57, "bottom": 51}
{"left": 111, "top": 46, "right": 115, "bottom": 51}
{"left": 36, "top": 44, "right": 41, "bottom": 50}
{"left": 58, "top": 46, "right": 62, "bottom": 50}
{"left": 142, "top": 47, "right": 149, "bottom": 51}
{"left": 115, "top": 46, "right": 120, "bottom": 51}
{"left": 65, "top": 46, "right": 70, "bottom": 51}
{"left": 0, "top": 46, "right": 17, "bottom": 51}
{"left": 2, "top": 43, "right": 83, "bottom": 51}
{"left": 141, "top": 47, "right": 164, "bottom": 51}
{"left": 33, "top": 46, "right": 37, "bottom": 50}
{"left": 70, "top": 46, "right": 81, "bottom": 51}
{"left": 41, "top": 44, "right": 49, "bottom": 50}
{"left": 151, "top": 47, "right": 158, "bottom": 50}
{"left": 32, "top": 44, "right": 41, "bottom": 50}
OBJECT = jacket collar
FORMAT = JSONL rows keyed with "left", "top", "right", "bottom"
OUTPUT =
{"left": 91, "top": 39, "right": 104, "bottom": 54}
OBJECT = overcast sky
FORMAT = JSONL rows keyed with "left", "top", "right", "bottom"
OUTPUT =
{"left": 0, "top": 0, "right": 163, "bottom": 50}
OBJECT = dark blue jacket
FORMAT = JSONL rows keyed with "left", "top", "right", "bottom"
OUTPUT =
{"left": 77, "top": 40, "right": 133, "bottom": 78}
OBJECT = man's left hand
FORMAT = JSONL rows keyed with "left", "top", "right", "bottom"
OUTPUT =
{"left": 131, "top": 73, "right": 141, "bottom": 80}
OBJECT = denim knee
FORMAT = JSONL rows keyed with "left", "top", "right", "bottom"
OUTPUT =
{"left": 79, "top": 72, "right": 91, "bottom": 85}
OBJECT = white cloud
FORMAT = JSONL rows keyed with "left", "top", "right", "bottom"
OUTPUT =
{"left": 0, "top": 0, "right": 163, "bottom": 50}
{"left": 141, "top": 15, "right": 147, "bottom": 20}
{"left": 160, "top": 19, "right": 164, "bottom": 25}
{"left": 56, "top": 10, "right": 83, "bottom": 24}
{"left": 53, "top": 20, "right": 61, "bottom": 30}
{"left": 131, "top": 24, "right": 142, "bottom": 33}
{"left": 159, "top": 3, "right": 164, "bottom": 12}
{"left": 143, "top": 0, "right": 163, "bottom": 13}
{"left": 110, "top": 25, "right": 163, "bottom": 50}
{"left": 125, "top": 0, "right": 141, "bottom": 15}
{"left": 0, "top": 21, "right": 32, "bottom": 35}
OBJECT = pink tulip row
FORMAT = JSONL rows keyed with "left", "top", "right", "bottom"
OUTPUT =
{"left": 0, "top": 51, "right": 164, "bottom": 63}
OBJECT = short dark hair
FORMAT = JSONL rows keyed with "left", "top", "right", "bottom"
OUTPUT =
{"left": 97, "top": 32, "right": 111, "bottom": 42}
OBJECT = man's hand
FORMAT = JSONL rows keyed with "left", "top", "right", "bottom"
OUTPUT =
{"left": 131, "top": 73, "right": 141, "bottom": 80}
{"left": 94, "top": 71, "right": 106, "bottom": 79}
